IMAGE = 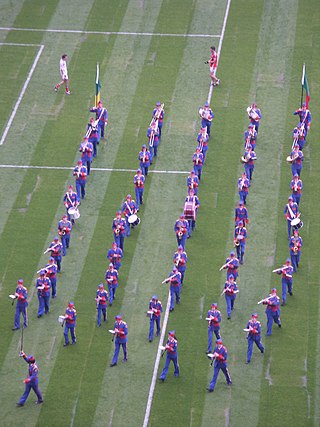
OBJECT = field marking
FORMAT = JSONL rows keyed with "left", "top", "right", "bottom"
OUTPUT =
{"left": 207, "top": 0, "right": 232, "bottom": 105}
{"left": 0, "top": 44, "right": 44, "bottom": 146}
{"left": 142, "top": 290, "right": 171, "bottom": 427}
{"left": 0, "top": 42, "right": 42, "bottom": 47}
{"left": 0, "top": 26, "right": 220, "bottom": 38}
{"left": 0, "top": 164, "right": 190, "bottom": 174}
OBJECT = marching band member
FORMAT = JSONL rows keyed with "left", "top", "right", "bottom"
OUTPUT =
{"left": 163, "top": 266, "right": 182, "bottom": 312}
{"left": 205, "top": 45, "right": 220, "bottom": 87}
{"left": 122, "top": 194, "right": 138, "bottom": 237}
{"left": 152, "top": 101, "right": 165, "bottom": 139}
{"left": 289, "top": 229, "right": 303, "bottom": 272}
{"left": 184, "top": 189, "right": 200, "bottom": 235}
{"left": 221, "top": 251, "right": 239, "bottom": 280}
{"left": 133, "top": 169, "right": 145, "bottom": 210}
{"left": 58, "top": 214, "right": 72, "bottom": 257}
{"left": 36, "top": 270, "right": 51, "bottom": 318}
{"left": 200, "top": 102, "right": 214, "bottom": 137}
{"left": 294, "top": 102, "right": 311, "bottom": 135}
{"left": 79, "top": 137, "right": 93, "bottom": 175}
{"left": 244, "top": 124, "right": 257, "bottom": 150}
{"left": 235, "top": 200, "right": 249, "bottom": 226}
{"left": 63, "top": 301, "right": 77, "bottom": 346}
{"left": 276, "top": 258, "right": 294, "bottom": 305}
{"left": 242, "top": 144, "right": 257, "bottom": 181}
{"left": 159, "top": 331, "right": 179, "bottom": 381}
{"left": 148, "top": 295, "right": 163, "bottom": 342}
{"left": 12, "top": 279, "right": 28, "bottom": 331}
{"left": 147, "top": 120, "right": 159, "bottom": 163}
{"left": 87, "top": 117, "right": 99, "bottom": 157}
{"left": 90, "top": 100, "right": 108, "bottom": 141}
{"left": 173, "top": 245, "right": 188, "bottom": 284}
{"left": 174, "top": 214, "right": 189, "bottom": 249}
{"left": 192, "top": 147, "right": 204, "bottom": 180}
{"left": 138, "top": 144, "right": 151, "bottom": 177}
{"left": 290, "top": 173, "right": 303, "bottom": 205}
{"left": 54, "top": 54, "right": 70, "bottom": 95}
{"left": 63, "top": 185, "right": 79, "bottom": 223}
{"left": 245, "top": 313, "right": 264, "bottom": 364}
{"left": 237, "top": 173, "right": 250, "bottom": 205}
{"left": 46, "top": 236, "right": 63, "bottom": 272}
{"left": 261, "top": 288, "right": 281, "bottom": 335}
{"left": 247, "top": 103, "right": 262, "bottom": 133}
{"left": 107, "top": 242, "right": 123, "bottom": 271}
{"left": 17, "top": 353, "right": 43, "bottom": 406}
{"left": 207, "top": 338, "right": 232, "bottom": 392}
{"left": 197, "top": 127, "right": 209, "bottom": 163}
{"left": 110, "top": 314, "right": 128, "bottom": 366}
{"left": 289, "top": 144, "right": 304, "bottom": 178}
{"left": 234, "top": 220, "right": 247, "bottom": 264}
{"left": 206, "top": 303, "right": 221, "bottom": 354}
{"left": 112, "top": 211, "right": 126, "bottom": 251}
{"left": 73, "top": 159, "right": 87, "bottom": 201}
{"left": 222, "top": 274, "right": 239, "bottom": 319}
{"left": 45, "top": 257, "right": 58, "bottom": 298}
{"left": 284, "top": 196, "right": 300, "bottom": 239}
{"left": 95, "top": 284, "right": 108, "bottom": 327}
{"left": 105, "top": 263, "right": 119, "bottom": 306}
{"left": 187, "top": 169, "right": 199, "bottom": 195}
{"left": 292, "top": 123, "right": 306, "bottom": 150}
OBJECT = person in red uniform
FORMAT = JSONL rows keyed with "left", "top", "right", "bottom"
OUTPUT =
{"left": 205, "top": 46, "right": 220, "bottom": 86}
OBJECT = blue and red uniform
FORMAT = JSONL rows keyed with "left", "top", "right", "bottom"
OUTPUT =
{"left": 107, "top": 242, "right": 123, "bottom": 271}
{"left": 292, "top": 124, "right": 306, "bottom": 150}
{"left": 234, "top": 222, "right": 247, "bottom": 264}
{"left": 237, "top": 174, "right": 250, "bottom": 205}
{"left": 277, "top": 260, "right": 294, "bottom": 305}
{"left": 208, "top": 339, "right": 232, "bottom": 392}
{"left": 263, "top": 289, "right": 281, "bottom": 335}
{"left": 147, "top": 121, "right": 160, "bottom": 161}
{"left": 200, "top": 103, "right": 214, "bottom": 137}
{"left": 289, "top": 231, "right": 303, "bottom": 272}
{"left": 173, "top": 246, "right": 188, "bottom": 284}
{"left": 152, "top": 102, "right": 164, "bottom": 139}
{"left": 36, "top": 272, "right": 51, "bottom": 318}
{"left": 87, "top": 117, "right": 99, "bottom": 157}
{"left": 64, "top": 302, "right": 77, "bottom": 345}
{"left": 245, "top": 314, "right": 264, "bottom": 363}
{"left": 90, "top": 101, "right": 108, "bottom": 140}
{"left": 111, "top": 315, "right": 128, "bottom": 366}
{"left": 248, "top": 103, "right": 262, "bottom": 133}
{"left": 138, "top": 145, "right": 151, "bottom": 177}
{"left": 235, "top": 200, "right": 249, "bottom": 225}
{"left": 222, "top": 252, "right": 239, "bottom": 280}
{"left": 223, "top": 276, "right": 238, "bottom": 319}
{"left": 17, "top": 353, "right": 43, "bottom": 406}
{"left": 112, "top": 212, "right": 126, "bottom": 250}
{"left": 165, "top": 267, "right": 182, "bottom": 312}
{"left": 207, "top": 303, "right": 221, "bottom": 353}
{"left": 184, "top": 192, "right": 200, "bottom": 234}
{"left": 122, "top": 195, "right": 138, "bottom": 237}
{"left": 96, "top": 284, "right": 108, "bottom": 327}
{"left": 293, "top": 104, "right": 311, "bottom": 135}
{"left": 197, "top": 127, "right": 209, "bottom": 163}
{"left": 187, "top": 170, "right": 199, "bottom": 195}
{"left": 13, "top": 279, "right": 28, "bottom": 330}
{"left": 290, "top": 175, "right": 303, "bottom": 205}
{"left": 290, "top": 146, "right": 304, "bottom": 177}
{"left": 192, "top": 148, "right": 204, "bottom": 180}
{"left": 58, "top": 215, "right": 72, "bottom": 257}
{"left": 159, "top": 331, "right": 179, "bottom": 381}
{"left": 174, "top": 215, "right": 189, "bottom": 249}
{"left": 243, "top": 146, "right": 257, "bottom": 181}
{"left": 133, "top": 170, "right": 145, "bottom": 209}
{"left": 244, "top": 125, "right": 257, "bottom": 150}
{"left": 105, "top": 264, "right": 118, "bottom": 306}
{"left": 148, "top": 296, "right": 162, "bottom": 342}
{"left": 79, "top": 138, "right": 93, "bottom": 175}
{"left": 73, "top": 160, "right": 87, "bottom": 201}
{"left": 45, "top": 258, "right": 57, "bottom": 298}
{"left": 48, "top": 238, "right": 62, "bottom": 272}
{"left": 284, "top": 197, "right": 300, "bottom": 239}
{"left": 63, "top": 186, "right": 78, "bottom": 222}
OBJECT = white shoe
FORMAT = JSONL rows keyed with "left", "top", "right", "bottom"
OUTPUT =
{"left": 65, "top": 91, "right": 71, "bottom": 95}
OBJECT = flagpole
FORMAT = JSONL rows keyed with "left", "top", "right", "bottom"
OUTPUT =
{"left": 300, "top": 63, "right": 305, "bottom": 107}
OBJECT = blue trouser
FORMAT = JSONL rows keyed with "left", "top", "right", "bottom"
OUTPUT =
{"left": 98, "top": 122, "right": 105, "bottom": 138}
{"left": 176, "top": 234, "right": 187, "bottom": 249}
{"left": 247, "top": 335, "right": 264, "bottom": 362}
{"left": 287, "top": 219, "right": 292, "bottom": 239}
{"left": 178, "top": 268, "right": 186, "bottom": 285}
{"left": 76, "top": 180, "right": 86, "bottom": 200}
{"left": 18, "top": 381, "right": 43, "bottom": 405}
{"left": 244, "top": 164, "right": 254, "bottom": 181}
{"left": 89, "top": 138, "right": 98, "bottom": 157}
{"left": 149, "top": 315, "right": 161, "bottom": 341}
{"left": 291, "top": 164, "right": 302, "bottom": 177}
{"left": 149, "top": 146, "right": 153, "bottom": 164}
{"left": 50, "top": 278, "right": 57, "bottom": 297}
{"left": 64, "top": 325, "right": 76, "bottom": 344}
{"left": 97, "top": 306, "right": 107, "bottom": 326}
{"left": 61, "top": 234, "right": 70, "bottom": 256}
{"left": 201, "top": 120, "right": 212, "bottom": 137}
{"left": 225, "top": 295, "right": 236, "bottom": 317}
{"left": 108, "top": 285, "right": 117, "bottom": 305}
{"left": 202, "top": 145, "right": 208, "bottom": 163}
{"left": 239, "top": 191, "right": 248, "bottom": 204}
{"left": 193, "top": 165, "right": 202, "bottom": 180}
{"left": 236, "top": 243, "right": 245, "bottom": 263}
{"left": 281, "top": 278, "right": 292, "bottom": 303}
{"left": 86, "top": 159, "right": 92, "bottom": 175}
{"left": 290, "top": 250, "right": 300, "bottom": 272}
{"left": 112, "top": 340, "right": 127, "bottom": 364}
{"left": 141, "top": 165, "right": 149, "bottom": 177}
{"left": 209, "top": 363, "right": 231, "bottom": 391}
{"left": 114, "top": 234, "right": 124, "bottom": 251}
{"left": 125, "top": 217, "right": 131, "bottom": 236}
{"left": 187, "top": 219, "right": 196, "bottom": 234}
{"left": 170, "top": 286, "right": 180, "bottom": 310}
{"left": 292, "top": 194, "right": 301, "bottom": 205}
{"left": 159, "top": 354, "right": 179, "bottom": 380}
{"left": 14, "top": 305, "right": 28, "bottom": 328}
{"left": 207, "top": 327, "right": 220, "bottom": 353}
{"left": 153, "top": 143, "right": 158, "bottom": 157}
{"left": 37, "top": 294, "right": 45, "bottom": 317}
{"left": 266, "top": 310, "right": 281, "bottom": 335}
{"left": 135, "top": 188, "right": 144, "bottom": 209}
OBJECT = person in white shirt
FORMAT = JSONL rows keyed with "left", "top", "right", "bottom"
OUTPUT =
{"left": 54, "top": 54, "right": 71, "bottom": 95}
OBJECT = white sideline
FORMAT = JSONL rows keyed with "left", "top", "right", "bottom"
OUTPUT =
{"left": 0, "top": 26, "right": 220, "bottom": 38}
{"left": 142, "top": 0, "right": 232, "bottom": 425}
{"left": 0, "top": 44, "right": 45, "bottom": 146}
{"left": 0, "top": 164, "right": 190, "bottom": 174}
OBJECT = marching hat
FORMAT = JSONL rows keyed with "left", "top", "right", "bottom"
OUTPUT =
{"left": 98, "top": 283, "right": 104, "bottom": 288}
{"left": 152, "top": 295, "right": 158, "bottom": 300}
{"left": 288, "top": 196, "right": 293, "bottom": 200}
{"left": 204, "top": 102, "right": 209, "bottom": 107}
{"left": 230, "top": 251, "right": 235, "bottom": 256}
{"left": 17, "top": 279, "right": 24, "bottom": 284}
{"left": 142, "top": 144, "right": 146, "bottom": 149}
{"left": 156, "top": 101, "right": 161, "bottom": 106}
{"left": 116, "top": 210, "right": 121, "bottom": 215}
{"left": 216, "top": 338, "right": 223, "bottom": 344}
{"left": 115, "top": 314, "right": 122, "bottom": 320}
{"left": 252, "top": 313, "right": 258, "bottom": 318}
{"left": 39, "top": 270, "right": 46, "bottom": 275}
{"left": 27, "top": 355, "right": 35, "bottom": 363}
{"left": 126, "top": 194, "right": 132, "bottom": 199}
{"left": 53, "top": 236, "right": 59, "bottom": 241}
{"left": 168, "top": 330, "right": 175, "bottom": 336}
{"left": 178, "top": 245, "right": 183, "bottom": 250}
{"left": 211, "top": 302, "right": 218, "bottom": 307}
{"left": 271, "top": 288, "right": 277, "bottom": 292}
{"left": 68, "top": 301, "right": 75, "bottom": 308}
{"left": 136, "top": 168, "right": 141, "bottom": 173}
{"left": 286, "top": 258, "right": 291, "bottom": 263}
{"left": 109, "top": 263, "right": 114, "bottom": 267}
{"left": 229, "top": 274, "right": 234, "bottom": 279}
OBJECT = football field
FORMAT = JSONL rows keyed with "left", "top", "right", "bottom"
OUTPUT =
{"left": 0, "top": 0, "right": 319, "bottom": 426}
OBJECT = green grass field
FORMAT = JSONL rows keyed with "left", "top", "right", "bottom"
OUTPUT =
{"left": 0, "top": 0, "right": 319, "bottom": 426}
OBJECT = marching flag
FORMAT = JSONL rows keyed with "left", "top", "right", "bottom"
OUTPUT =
{"left": 301, "top": 63, "right": 310, "bottom": 107}
{"left": 95, "top": 63, "right": 101, "bottom": 107}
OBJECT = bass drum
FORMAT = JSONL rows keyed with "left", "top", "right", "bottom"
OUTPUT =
{"left": 68, "top": 207, "right": 80, "bottom": 220}
{"left": 291, "top": 217, "right": 303, "bottom": 230}
{"left": 128, "top": 214, "right": 140, "bottom": 227}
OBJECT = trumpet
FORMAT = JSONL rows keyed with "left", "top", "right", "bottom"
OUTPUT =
{"left": 234, "top": 238, "right": 240, "bottom": 247}
{"left": 178, "top": 230, "right": 183, "bottom": 238}
{"left": 114, "top": 227, "right": 120, "bottom": 236}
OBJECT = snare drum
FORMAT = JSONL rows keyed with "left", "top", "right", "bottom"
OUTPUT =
{"left": 291, "top": 217, "right": 303, "bottom": 230}
{"left": 184, "top": 202, "right": 196, "bottom": 220}
{"left": 146, "top": 310, "right": 154, "bottom": 318}
{"left": 68, "top": 207, "right": 80, "bottom": 220}
{"left": 286, "top": 156, "right": 293, "bottom": 163}
{"left": 58, "top": 315, "right": 65, "bottom": 325}
{"left": 128, "top": 214, "right": 140, "bottom": 226}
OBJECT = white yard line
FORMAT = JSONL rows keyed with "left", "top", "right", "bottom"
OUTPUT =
{"left": 0, "top": 26, "right": 220, "bottom": 38}
{"left": 143, "top": 1, "right": 232, "bottom": 426}
{"left": 0, "top": 164, "right": 189, "bottom": 174}
{"left": 0, "top": 44, "right": 44, "bottom": 146}
{"left": 0, "top": 42, "right": 42, "bottom": 47}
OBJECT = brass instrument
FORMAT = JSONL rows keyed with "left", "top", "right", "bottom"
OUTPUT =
{"left": 178, "top": 230, "right": 183, "bottom": 238}
{"left": 114, "top": 227, "right": 120, "bottom": 236}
